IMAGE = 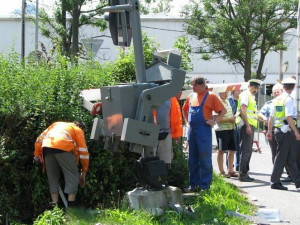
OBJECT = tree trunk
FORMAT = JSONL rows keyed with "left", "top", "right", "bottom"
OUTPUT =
{"left": 244, "top": 44, "right": 252, "bottom": 81}
{"left": 71, "top": 0, "right": 80, "bottom": 64}
{"left": 256, "top": 35, "right": 267, "bottom": 80}
{"left": 256, "top": 53, "right": 266, "bottom": 80}
{"left": 61, "top": 0, "right": 69, "bottom": 55}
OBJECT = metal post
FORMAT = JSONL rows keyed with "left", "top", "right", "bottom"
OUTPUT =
{"left": 129, "top": 0, "right": 146, "bottom": 83}
{"left": 21, "top": 0, "right": 26, "bottom": 61}
{"left": 297, "top": 0, "right": 300, "bottom": 128}
{"left": 35, "top": 0, "right": 39, "bottom": 51}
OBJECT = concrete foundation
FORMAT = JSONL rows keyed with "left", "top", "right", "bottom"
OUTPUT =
{"left": 126, "top": 186, "right": 183, "bottom": 210}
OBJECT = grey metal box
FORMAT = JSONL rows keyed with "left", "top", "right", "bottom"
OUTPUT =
{"left": 101, "top": 83, "right": 155, "bottom": 137}
{"left": 121, "top": 118, "right": 159, "bottom": 147}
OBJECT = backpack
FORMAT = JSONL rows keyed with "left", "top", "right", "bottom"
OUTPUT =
{"left": 135, "top": 156, "right": 168, "bottom": 190}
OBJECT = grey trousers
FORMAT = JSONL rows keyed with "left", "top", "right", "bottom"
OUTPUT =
{"left": 45, "top": 152, "right": 79, "bottom": 194}
{"left": 271, "top": 129, "right": 300, "bottom": 186}
{"left": 238, "top": 124, "right": 254, "bottom": 175}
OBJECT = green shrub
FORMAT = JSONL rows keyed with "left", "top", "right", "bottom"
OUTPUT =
{"left": 33, "top": 206, "right": 65, "bottom": 225}
{"left": 109, "top": 32, "right": 160, "bottom": 83}
{"left": 0, "top": 54, "right": 137, "bottom": 223}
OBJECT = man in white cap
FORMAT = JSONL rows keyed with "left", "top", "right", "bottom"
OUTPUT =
{"left": 236, "top": 79, "right": 263, "bottom": 182}
{"left": 267, "top": 77, "right": 300, "bottom": 190}
{"left": 259, "top": 83, "right": 283, "bottom": 163}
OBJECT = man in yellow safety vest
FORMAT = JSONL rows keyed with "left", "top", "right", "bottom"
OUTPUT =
{"left": 267, "top": 77, "right": 300, "bottom": 191}
{"left": 236, "top": 79, "right": 263, "bottom": 182}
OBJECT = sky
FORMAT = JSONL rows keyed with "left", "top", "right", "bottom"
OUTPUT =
{"left": 0, "top": 0, "right": 189, "bottom": 16}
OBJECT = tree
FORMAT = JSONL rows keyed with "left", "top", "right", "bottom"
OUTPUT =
{"left": 173, "top": 36, "right": 193, "bottom": 72}
{"left": 38, "top": 0, "right": 173, "bottom": 63}
{"left": 183, "top": 0, "right": 298, "bottom": 81}
{"left": 39, "top": 0, "right": 107, "bottom": 62}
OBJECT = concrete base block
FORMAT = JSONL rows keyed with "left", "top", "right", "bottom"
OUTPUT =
{"left": 126, "top": 186, "right": 183, "bottom": 210}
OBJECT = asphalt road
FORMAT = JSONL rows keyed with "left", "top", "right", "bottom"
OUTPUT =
{"left": 212, "top": 131, "right": 300, "bottom": 225}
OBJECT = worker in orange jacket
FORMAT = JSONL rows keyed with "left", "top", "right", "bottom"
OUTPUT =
{"left": 154, "top": 97, "right": 183, "bottom": 167}
{"left": 34, "top": 121, "right": 89, "bottom": 207}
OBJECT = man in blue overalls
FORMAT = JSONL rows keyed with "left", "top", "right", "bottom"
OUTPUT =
{"left": 182, "top": 76, "right": 226, "bottom": 192}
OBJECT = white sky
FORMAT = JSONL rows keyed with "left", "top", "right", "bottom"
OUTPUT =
{"left": 0, "top": 0, "right": 189, "bottom": 16}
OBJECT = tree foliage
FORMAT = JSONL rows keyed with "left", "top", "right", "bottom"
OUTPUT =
{"left": 38, "top": 0, "right": 107, "bottom": 61}
{"left": 173, "top": 36, "right": 193, "bottom": 72}
{"left": 37, "top": 0, "right": 175, "bottom": 62}
{"left": 109, "top": 32, "right": 160, "bottom": 83}
{"left": 183, "top": 0, "right": 298, "bottom": 81}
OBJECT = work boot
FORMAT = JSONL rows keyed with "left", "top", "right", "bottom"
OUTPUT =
{"left": 67, "top": 201, "right": 77, "bottom": 208}
{"left": 239, "top": 173, "right": 254, "bottom": 182}
{"left": 271, "top": 182, "right": 288, "bottom": 190}
{"left": 48, "top": 202, "right": 59, "bottom": 210}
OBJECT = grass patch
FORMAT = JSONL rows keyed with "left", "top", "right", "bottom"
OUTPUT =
{"left": 35, "top": 173, "right": 256, "bottom": 225}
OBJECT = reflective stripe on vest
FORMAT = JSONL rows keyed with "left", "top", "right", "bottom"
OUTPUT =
{"left": 236, "top": 91, "right": 258, "bottom": 128}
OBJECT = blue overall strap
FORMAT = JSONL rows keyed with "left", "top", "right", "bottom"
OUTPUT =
{"left": 200, "top": 91, "right": 209, "bottom": 107}
{"left": 189, "top": 91, "right": 209, "bottom": 107}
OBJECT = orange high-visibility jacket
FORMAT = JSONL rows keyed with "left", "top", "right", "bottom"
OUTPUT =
{"left": 153, "top": 97, "right": 183, "bottom": 139}
{"left": 34, "top": 122, "right": 89, "bottom": 172}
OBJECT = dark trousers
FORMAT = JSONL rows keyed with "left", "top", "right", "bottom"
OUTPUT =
{"left": 226, "top": 127, "right": 240, "bottom": 170}
{"left": 271, "top": 130, "right": 300, "bottom": 186}
{"left": 238, "top": 124, "right": 254, "bottom": 175}
{"left": 269, "top": 131, "right": 277, "bottom": 163}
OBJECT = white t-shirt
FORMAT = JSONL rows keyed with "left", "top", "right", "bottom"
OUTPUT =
{"left": 239, "top": 89, "right": 254, "bottom": 107}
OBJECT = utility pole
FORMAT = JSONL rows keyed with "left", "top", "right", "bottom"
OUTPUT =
{"left": 35, "top": 0, "right": 39, "bottom": 51}
{"left": 21, "top": 0, "right": 26, "bottom": 61}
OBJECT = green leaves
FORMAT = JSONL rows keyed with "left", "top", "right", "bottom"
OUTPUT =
{"left": 33, "top": 206, "right": 66, "bottom": 225}
{"left": 183, "top": 0, "right": 298, "bottom": 81}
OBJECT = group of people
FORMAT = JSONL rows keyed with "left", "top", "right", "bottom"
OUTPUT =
{"left": 182, "top": 75, "right": 300, "bottom": 192}
{"left": 34, "top": 75, "right": 300, "bottom": 207}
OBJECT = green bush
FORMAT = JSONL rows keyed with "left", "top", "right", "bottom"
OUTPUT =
{"left": 33, "top": 206, "right": 66, "bottom": 225}
{"left": 109, "top": 32, "right": 160, "bottom": 83}
{"left": 0, "top": 54, "right": 137, "bottom": 224}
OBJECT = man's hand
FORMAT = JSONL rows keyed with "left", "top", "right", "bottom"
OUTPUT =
{"left": 80, "top": 171, "right": 87, "bottom": 187}
{"left": 267, "top": 131, "right": 272, "bottom": 140}
{"left": 206, "top": 118, "right": 216, "bottom": 126}
{"left": 229, "top": 116, "right": 236, "bottom": 123}
{"left": 295, "top": 133, "right": 300, "bottom": 141}
{"left": 246, "top": 126, "right": 253, "bottom": 135}
{"left": 33, "top": 156, "right": 42, "bottom": 164}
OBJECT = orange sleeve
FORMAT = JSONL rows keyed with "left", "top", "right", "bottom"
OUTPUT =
{"left": 72, "top": 126, "right": 90, "bottom": 172}
{"left": 202, "top": 94, "right": 225, "bottom": 119}
{"left": 170, "top": 97, "right": 183, "bottom": 138}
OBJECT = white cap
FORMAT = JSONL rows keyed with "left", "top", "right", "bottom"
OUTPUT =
{"left": 272, "top": 83, "right": 283, "bottom": 92}
{"left": 213, "top": 86, "right": 227, "bottom": 94}
{"left": 282, "top": 77, "right": 296, "bottom": 84}
{"left": 248, "top": 79, "right": 262, "bottom": 86}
